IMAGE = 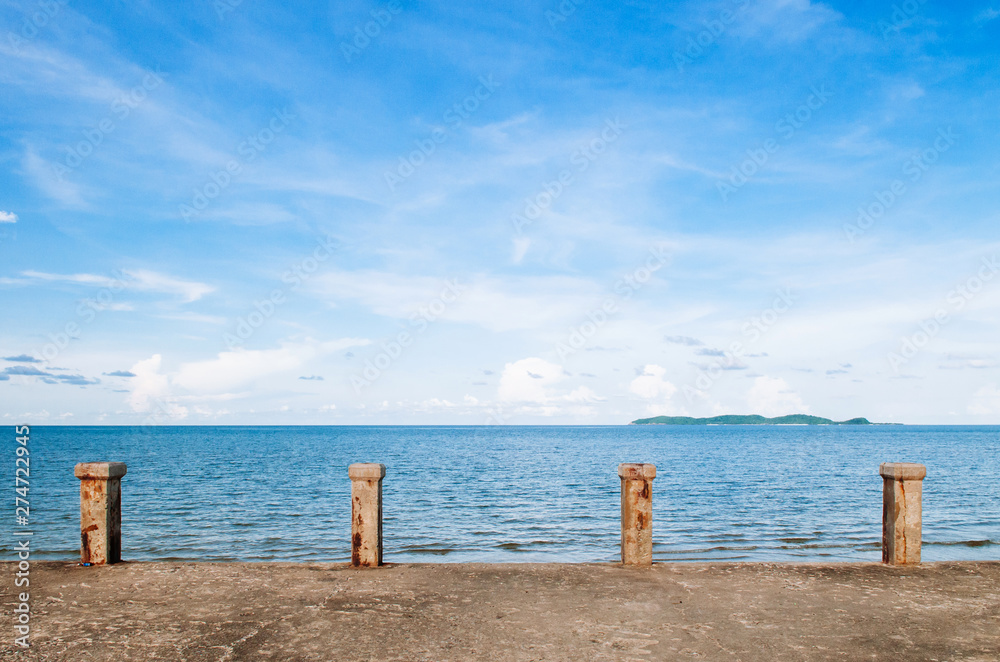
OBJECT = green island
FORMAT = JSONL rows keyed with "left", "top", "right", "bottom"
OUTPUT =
{"left": 630, "top": 414, "right": 872, "bottom": 425}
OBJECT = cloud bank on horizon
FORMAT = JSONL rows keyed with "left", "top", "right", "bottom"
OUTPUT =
{"left": 1, "top": 0, "right": 999, "bottom": 424}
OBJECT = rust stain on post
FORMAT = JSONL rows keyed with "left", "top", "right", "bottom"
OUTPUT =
{"left": 879, "top": 462, "right": 926, "bottom": 565}
{"left": 74, "top": 462, "right": 127, "bottom": 565}
{"left": 618, "top": 463, "right": 656, "bottom": 566}
{"left": 348, "top": 463, "right": 386, "bottom": 567}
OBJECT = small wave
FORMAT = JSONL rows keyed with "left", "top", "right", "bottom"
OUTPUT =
{"left": 397, "top": 546, "right": 455, "bottom": 555}
{"left": 925, "top": 539, "right": 995, "bottom": 547}
{"left": 653, "top": 545, "right": 760, "bottom": 554}
{"left": 0, "top": 548, "right": 76, "bottom": 556}
{"left": 775, "top": 543, "right": 857, "bottom": 550}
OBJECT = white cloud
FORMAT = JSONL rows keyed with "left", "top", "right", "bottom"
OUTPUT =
{"left": 967, "top": 384, "right": 1000, "bottom": 415}
{"left": 493, "top": 359, "right": 604, "bottom": 415}
{"left": 746, "top": 376, "right": 809, "bottom": 417}
{"left": 629, "top": 364, "right": 678, "bottom": 399}
{"left": 125, "top": 338, "right": 368, "bottom": 417}
{"left": 629, "top": 364, "right": 685, "bottom": 416}
{"left": 512, "top": 237, "right": 530, "bottom": 264}
{"left": 127, "top": 354, "right": 188, "bottom": 419}
{"left": 125, "top": 269, "right": 215, "bottom": 303}
{"left": 565, "top": 385, "right": 604, "bottom": 403}
{"left": 0, "top": 211, "right": 17, "bottom": 223}
{"left": 21, "top": 270, "right": 112, "bottom": 285}
{"left": 498, "top": 357, "right": 565, "bottom": 403}
{"left": 172, "top": 338, "right": 369, "bottom": 393}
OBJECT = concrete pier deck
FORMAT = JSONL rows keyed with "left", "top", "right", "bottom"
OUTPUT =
{"left": 3, "top": 561, "right": 998, "bottom": 661}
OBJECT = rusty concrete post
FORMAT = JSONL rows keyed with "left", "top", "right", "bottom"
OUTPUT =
{"left": 74, "top": 462, "right": 127, "bottom": 565}
{"left": 880, "top": 462, "right": 926, "bottom": 565}
{"left": 349, "top": 463, "right": 385, "bottom": 567}
{"left": 618, "top": 463, "right": 656, "bottom": 566}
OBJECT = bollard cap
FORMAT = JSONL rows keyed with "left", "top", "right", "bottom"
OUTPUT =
{"left": 349, "top": 463, "right": 386, "bottom": 479}
{"left": 618, "top": 463, "right": 656, "bottom": 480}
{"left": 75, "top": 462, "right": 127, "bottom": 480}
{"left": 879, "top": 462, "right": 926, "bottom": 480}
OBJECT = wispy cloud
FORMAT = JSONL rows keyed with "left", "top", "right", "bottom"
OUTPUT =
{"left": 311, "top": 270, "right": 606, "bottom": 333}
{"left": 3, "top": 365, "right": 99, "bottom": 385}
{"left": 4, "top": 366, "right": 47, "bottom": 376}
{"left": 0, "top": 211, "right": 17, "bottom": 223}
{"left": 15, "top": 269, "right": 214, "bottom": 303}
{"left": 975, "top": 7, "right": 1000, "bottom": 23}
{"left": 665, "top": 335, "right": 704, "bottom": 346}
{"left": 4, "top": 354, "right": 41, "bottom": 363}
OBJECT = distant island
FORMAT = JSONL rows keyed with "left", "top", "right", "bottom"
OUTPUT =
{"left": 630, "top": 414, "right": 872, "bottom": 425}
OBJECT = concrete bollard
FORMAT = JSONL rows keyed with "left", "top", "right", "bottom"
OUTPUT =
{"left": 349, "top": 463, "right": 386, "bottom": 567}
{"left": 618, "top": 463, "right": 656, "bottom": 566}
{"left": 74, "top": 462, "right": 127, "bottom": 565}
{"left": 879, "top": 462, "right": 926, "bottom": 565}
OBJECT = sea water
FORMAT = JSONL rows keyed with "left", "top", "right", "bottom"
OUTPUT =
{"left": 3, "top": 425, "right": 997, "bottom": 563}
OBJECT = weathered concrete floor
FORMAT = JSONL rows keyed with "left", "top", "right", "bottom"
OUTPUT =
{"left": 2, "top": 561, "right": 998, "bottom": 661}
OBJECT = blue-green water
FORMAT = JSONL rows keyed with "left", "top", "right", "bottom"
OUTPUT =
{"left": 3, "top": 425, "right": 998, "bottom": 563}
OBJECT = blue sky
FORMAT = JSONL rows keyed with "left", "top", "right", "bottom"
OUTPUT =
{"left": 1, "top": 0, "right": 999, "bottom": 424}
